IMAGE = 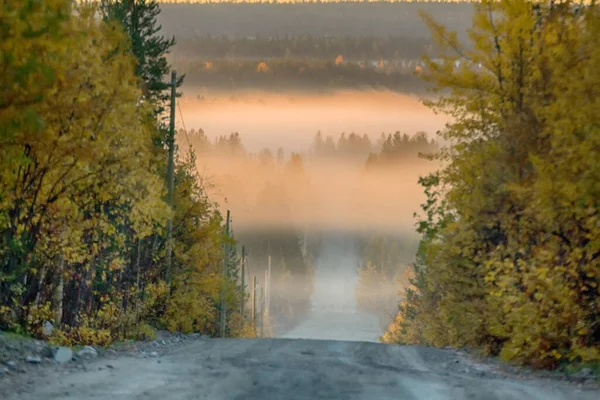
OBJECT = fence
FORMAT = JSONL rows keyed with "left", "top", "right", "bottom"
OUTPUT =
{"left": 219, "top": 209, "right": 272, "bottom": 338}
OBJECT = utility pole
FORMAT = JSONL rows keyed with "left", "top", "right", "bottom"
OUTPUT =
{"left": 220, "top": 210, "right": 231, "bottom": 338}
{"left": 302, "top": 230, "right": 308, "bottom": 259}
{"left": 166, "top": 70, "right": 176, "bottom": 287}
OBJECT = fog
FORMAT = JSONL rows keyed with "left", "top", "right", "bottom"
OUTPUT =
{"left": 280, "top": 234, "right": 383, "bottom": 342}
{"left": 194, "top": 154, "right": 436, "bottom": 233}
{"left": 179, "top": 90, "right": 447, "bottom": 154}
{"left": 178, "top": 90, "right": 447, "bottom": 339}
{"left": 179, "top": 90, "right": 446, "bottom": 233}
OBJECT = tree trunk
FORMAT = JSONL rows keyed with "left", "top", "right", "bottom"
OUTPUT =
{"left": 34, "top": 266, "right": 47, "bottom": 307}
{"left": 54, "top": 256, "right": 64, "bottom": 327}
{"left": 135, "top": 238, "right": 142, "bottom": 338}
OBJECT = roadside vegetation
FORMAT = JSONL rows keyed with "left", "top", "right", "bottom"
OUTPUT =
{"left": 0, "top": 0, "right": 247, "bottom": 346}
{"left": 384, "top": 0, "right": 600, "bottom": 370}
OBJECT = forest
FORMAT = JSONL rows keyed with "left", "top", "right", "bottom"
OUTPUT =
{"left": 157, "top": 1, "right": 474, "bottom": 39}
{"left": 162, "top": 1, "right": 473, "bottom": 92}
{"left": 176, "top": 128, "right": 437, "bottom": 330}
{"left": 177, "top": 58, "right": 428, "bottom": 93}
{"left": 0, "top": 0, "right": 253, "bottom": 345}
{"left": 178, "top": 128, "right": 437, "bottom": 162}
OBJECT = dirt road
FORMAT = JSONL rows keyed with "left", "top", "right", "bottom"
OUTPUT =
{"left": 280, "top": 309, "right": 381, "bottom": 342}
{"left": 280, "top": 233, "right": 383, "bottom": 343}
{"left": 5, "top": 337, "right": 598, "bottom": 400}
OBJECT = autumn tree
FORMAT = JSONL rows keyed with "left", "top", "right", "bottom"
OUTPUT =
{"left": 0, "top": 0, "right": 239, "bottom": 344}
{"left": 386, "top": 0, "right": 600, "bottom": 368}
{"left": 0, "top": 1, "right": 166, "bottom": 337}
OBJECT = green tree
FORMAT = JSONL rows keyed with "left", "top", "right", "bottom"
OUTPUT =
{"left": 101, "top": 0, "right": 183, "bottom": 120}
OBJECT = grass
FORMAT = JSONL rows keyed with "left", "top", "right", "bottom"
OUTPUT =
{"left": 560, "top": 361, "right": 600, "bottom": 379}
{"left": 0, "top": 330, "right": 32, "bottom": 341}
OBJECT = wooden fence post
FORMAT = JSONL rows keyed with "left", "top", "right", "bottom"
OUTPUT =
{"left": 264, "top": 269, "right": 268, "bottom": 318}
{"left": 266, "top": 254, "right": 273, "bottom": 315}
{"left": 251, "top": 275, "right": 256, "bottom": 334}
{"left": 260, "top": 285, "right": 265, "bottom": 338}
{"left": 240, "top": 246, "right": 245, "bottom": 331}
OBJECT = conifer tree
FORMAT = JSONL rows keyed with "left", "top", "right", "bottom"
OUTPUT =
{"left": 101, "top": 0, "right": 183, "bottom": 121}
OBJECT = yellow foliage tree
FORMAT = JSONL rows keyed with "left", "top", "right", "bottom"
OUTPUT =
{"left": 386, "top": 0, "right": 600, "bottom": 368}
{"left": 256, "top": 61, "right": 269, "bottom": 72}
{"left": 0, "top": 0, "right": 165, "bottom": 335}
{"left": 162, "top": 151, "right": 230, "bottom": 335}
{"left": 1, "top": 0, "right": 241, "bottom": 345}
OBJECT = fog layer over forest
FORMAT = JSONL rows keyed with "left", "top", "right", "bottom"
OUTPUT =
{"left": 164, "top": 1, "right": 456, "bottom": 335}
{"left": 176, "top": 91, "right": 445, "bottom": 335}
{"left": 177, "top": 92, "right": 444, "bottom": 232}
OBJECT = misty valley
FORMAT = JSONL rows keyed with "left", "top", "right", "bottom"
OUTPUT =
{"left": 159, "top": 2, "right": 456, "bottom": 338}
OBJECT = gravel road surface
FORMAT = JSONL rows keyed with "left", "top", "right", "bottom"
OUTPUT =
{"left": 280, "top": 309, "right": 382, "bottom": 342}
{"left": 5, "top": 337, "right": 599, "bottom": 400}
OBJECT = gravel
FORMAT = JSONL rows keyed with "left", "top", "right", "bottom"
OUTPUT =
{"left": 3, "top": 338, "right": 599, "bottom": 400}
{"left": 0, "top": 329, "right": 211, "bottom": 391}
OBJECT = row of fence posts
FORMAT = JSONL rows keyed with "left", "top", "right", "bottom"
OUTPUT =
{"left": 219, "top": 210, "right": 272, "bottom": 338}
{"left": 245, "top": 253, "right": 271, "bottom": 337}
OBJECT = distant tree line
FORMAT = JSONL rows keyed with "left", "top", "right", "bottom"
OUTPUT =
{"left": 173, "top": 35, "right": 433, "bottom": 61}
{"left": 175, "top": 58, "right": 428, "bottom": 93}
{"left": 309, "top": 130, "right": 437, "bottom": 164}
{"left": 157, "top": 2, "right": 474, "bottom": 40}
{"left": 177, "top": 129, "right": 437, "bottom": 165}
{"left": 365, "top": 131, "right": 437, "bottom": 167}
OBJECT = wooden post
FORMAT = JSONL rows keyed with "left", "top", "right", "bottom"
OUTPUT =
{"left": 54, "top": 255, "right": 64, "bottom": 327}
{"left": 260, "top": 285, "right": 265, "bottom": 338}
{"left": 251, "top": 275, "right": 256, "bottom": 334}
{"left": 267, "top": 255, "right": 271, "bottom": 317}
{"left": 302, "top": 230, "right": 308, "bottom": 259}
{"left": 220, "top": 210, "right": 230, "bottom": 338}
{"left": 240, "top": 246, "right": 245, "bottom": 330}
{"left": 264, "top": 269, "right": 268, "bottom": 315}
{"left": 165, "top": 70, "right": 176, "bottom": 287}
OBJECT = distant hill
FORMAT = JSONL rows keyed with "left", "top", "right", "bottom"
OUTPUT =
{"left": 157, "top": 2, "right": 474, "bottom": 39}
